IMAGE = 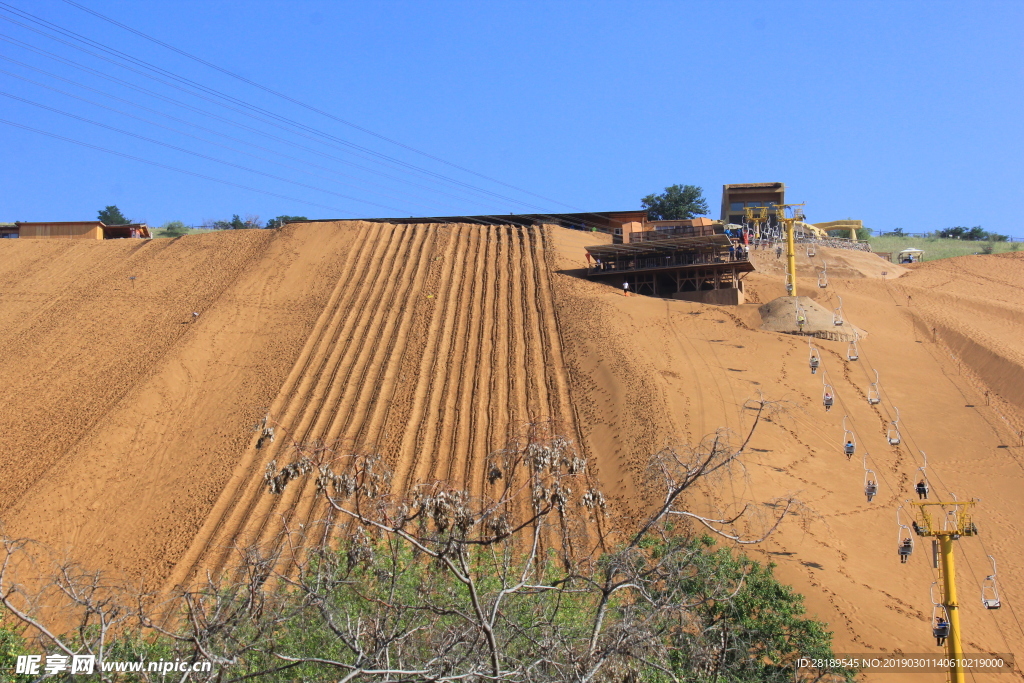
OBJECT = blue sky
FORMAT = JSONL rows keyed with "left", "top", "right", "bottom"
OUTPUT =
{"left": 0, "top": 0, "right": 1020, "bottom": 235}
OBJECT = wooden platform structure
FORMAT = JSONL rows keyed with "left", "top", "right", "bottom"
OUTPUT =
{"left": 584, "top": 229, "right": 754, "bottom": 301}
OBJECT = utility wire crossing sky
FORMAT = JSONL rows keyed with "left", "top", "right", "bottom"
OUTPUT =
{"left": 0, "top": 0, "right": 1020, "bottom": 236}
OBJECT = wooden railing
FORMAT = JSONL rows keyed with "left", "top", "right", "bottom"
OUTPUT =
{"left": 589, "top": 252, "right": 749, "bottom": 275}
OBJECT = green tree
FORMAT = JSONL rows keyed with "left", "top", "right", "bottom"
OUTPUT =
{"left": 213, "top": 214, "right": 262, "bottom": 230}
{"left": 641, "top": 184, "right": 709, "bottom": 221}
{"left": 937, "top": 225, "right": 1005, "bottom": 241}
{"left": 267, "top": 215, "right": 308, "bottom": 229}
{"left": 97, "top": 205, "right": 131, "bottom": 225}
{"left": 159, "top": 220, "right": 189, "bottom": 237}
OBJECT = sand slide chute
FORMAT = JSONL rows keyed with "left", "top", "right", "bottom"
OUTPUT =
{"left": 165, "top": 222, "right": 578, "bottom": 587}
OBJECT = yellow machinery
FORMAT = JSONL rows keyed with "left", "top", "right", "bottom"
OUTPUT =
{"left": 742, "top": 205, "right": 769, "bottom": 239}
{"left": 912, "top": 499, "right": 978, "bottom": 683}
{"left": 771, "top": 203, "right": 805, "bottom": 297}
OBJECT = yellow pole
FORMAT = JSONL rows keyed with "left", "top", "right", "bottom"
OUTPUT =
{"left": 786, "top": 219, "right": 798, "bottom": 297}
{"left": 939, "top": 534, "right": 965, "bottom": 683}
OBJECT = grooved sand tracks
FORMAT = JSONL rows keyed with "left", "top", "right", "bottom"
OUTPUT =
{"left": 167, "top": 222, "right": 575, "bottom": 587}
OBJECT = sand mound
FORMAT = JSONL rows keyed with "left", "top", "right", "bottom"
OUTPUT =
{"left": 759, "top": 295, "right": 866, "bottom": 341}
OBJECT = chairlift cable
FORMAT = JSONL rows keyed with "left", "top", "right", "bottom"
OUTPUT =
{"left": 832, "top": 294, "right": 1024, "bottom": 652}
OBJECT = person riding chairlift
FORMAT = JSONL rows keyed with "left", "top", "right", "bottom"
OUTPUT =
{"left": 916, "top": 480, "right": 929, "bottom": 499}
{"left": 823, "top": 393, "right": 834, "bottom": 411}
{"left": 899, "top": 538, "right": 913, "bottom": 563}
{"left": 844, "top": 440, "right": 855, "bottom": 458}
{"left": 809, "top": 357, "right": 819, "bottom": 374}
{"left": 934, "top": 617, "right": 950, "bottom": 646}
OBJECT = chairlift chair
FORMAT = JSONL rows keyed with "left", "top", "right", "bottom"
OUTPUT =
{"left": 809, "top": 345, "right": 820, "bottom": 375}
{"left": 818, "top": 264, "right": 828, "bottom": 288}
{"left": 807, "top": 244, "right": 816, "bottom": 258}
{"left": 864, "top": 470, "right": 878, "bottom": 502}
{"left": 898, "top": 527, "right": 914, "bottom": 562}
{"left": 842, "top": 417, "right": 855, "bottom": 459}
{"left": 823, "top": 384, "right": 835, "bottom": 412}
{"left": 833, "top": 296, "right": 844, "bottom": 326}
{"left": 932, "top": 606, "right": 951, "bottom": 642}
{"left": 982, "top": 556, "right": 1002, "bottom": 609}
{"left": 930, "top": 585, "right": 951, "bottom": 644}
{"left": 867, "top": 370, "right": 881, "bottom": 405}
{"left": 847, "top": 339, "right": 859, "bottom": 361}
{"left": 888, "top": 409, "right": 905, "bottom": 446}
{"left": 914, "top": 453, "right": 930, "bottom": 499}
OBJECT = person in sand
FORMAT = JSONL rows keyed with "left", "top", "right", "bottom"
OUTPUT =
{"left": 622, "top": 281, "right": 630, "bottom": 297}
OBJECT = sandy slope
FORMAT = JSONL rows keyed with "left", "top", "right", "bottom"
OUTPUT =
{"left": 1, "top": 224, "right": 1021, "bottom": 680}
{"left": 0, "top": 224, "right": 357, "bottom": 580}
{"left": 166, "top": 220, "right": 576, "bottom": 587}
{"left": 548, "top": 232, "right": 1024, "bottom": 681}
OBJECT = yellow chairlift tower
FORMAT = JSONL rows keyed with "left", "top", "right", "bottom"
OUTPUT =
{"left": 742, "top": 205, "right": 769, "bottom": 240}
{"left": 912, "top": 498, "right": 979, "bottom": 683}
{"left": 772, "top": 203, "right": 805, "bottom": 297}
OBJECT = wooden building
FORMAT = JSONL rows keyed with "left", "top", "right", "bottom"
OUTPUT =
{"left": 10, "top": 222, "right": 151, "bottom": 239}
{"left": 720, "top": 182, "right": 785, "bottom": 226}
{"left": 584, "top": 223, "right": 753, "bottom": 305}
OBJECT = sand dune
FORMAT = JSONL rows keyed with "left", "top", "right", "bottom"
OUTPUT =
{"left": 1, "top": 223, "right": 1021, "bottom": 680}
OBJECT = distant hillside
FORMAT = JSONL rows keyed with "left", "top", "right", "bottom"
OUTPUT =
{"left": 869, "top": 234, "right": 1021, "bottom": 261}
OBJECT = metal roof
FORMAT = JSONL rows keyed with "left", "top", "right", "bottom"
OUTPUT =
{"left": 585, "top": 233, "right": 732, "bottom": 258}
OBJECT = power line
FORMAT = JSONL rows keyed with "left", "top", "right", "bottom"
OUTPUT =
{"left": 0, "top": 17, "right": 628, "bottom": 230}
{"left": 0, "top": 41, "right": 512, "bottom": 212}
{"left": 0, "top": 6, "right": 632, "bottom": 234}
{"left": 0, "top": 89, "right": 417, "bottom": 214}
{"left": 51, "top": 0, "right": 580, "bottom": 211}
{"left": 0, "top": 68, "right": 469, "bottom": 215}
{"left": 0, "top": 5, "right": 564, "bottom": 215}
{"left": 0, "top": 116, "right": 394, "bottom": 215}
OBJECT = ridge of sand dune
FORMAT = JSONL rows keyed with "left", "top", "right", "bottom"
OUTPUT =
{"left": 2, "top": 225, "right": 1022, "bottom": 681}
